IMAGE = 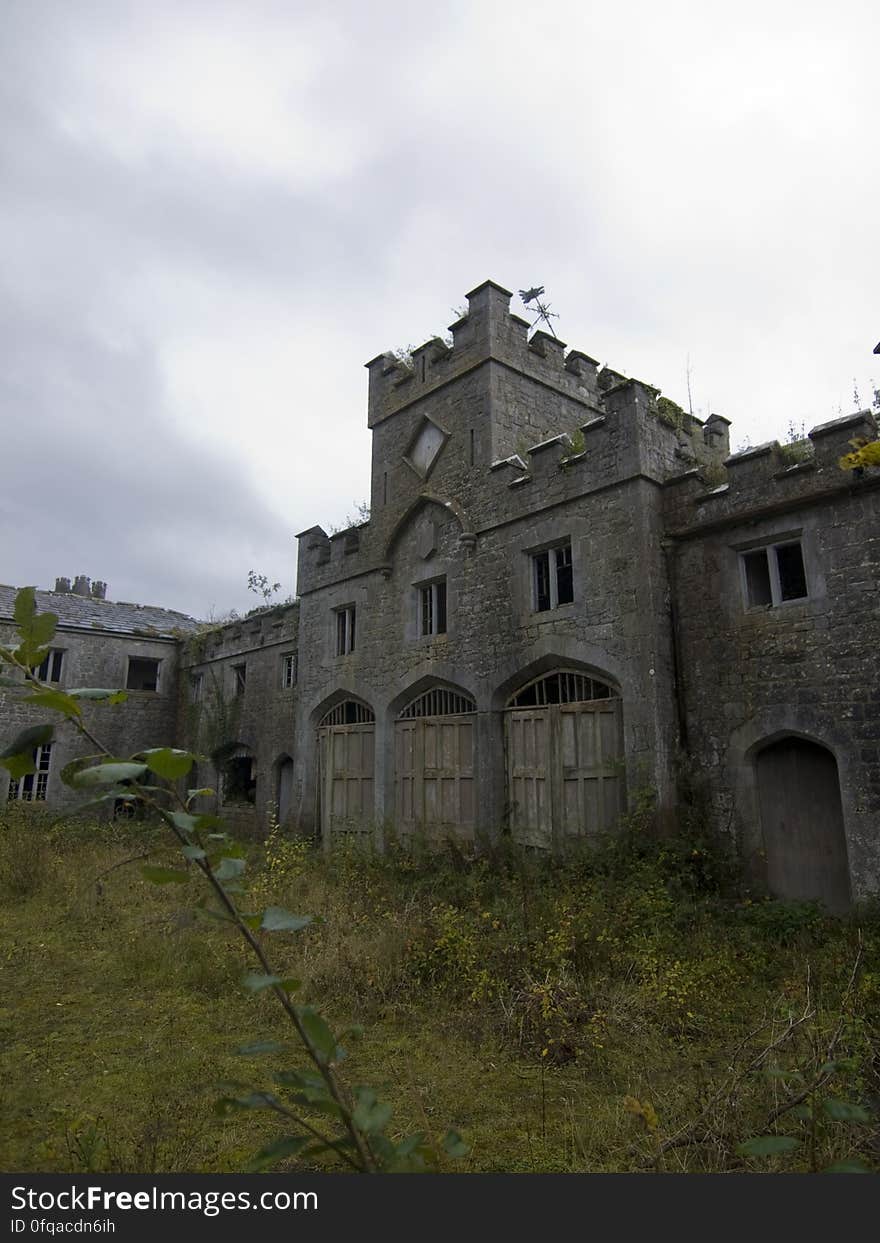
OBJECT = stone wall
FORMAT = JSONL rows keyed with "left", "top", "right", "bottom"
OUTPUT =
{"left": 177, "top": 603, "right": 299, "bottom": 834}
{"left": 0, "top": 623, "right": 181, "bottom": 811}
{"left": 665, "top": 410, "right": 880, "bottom": 898}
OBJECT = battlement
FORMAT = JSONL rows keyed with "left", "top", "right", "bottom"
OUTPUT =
{"left": 663, "top": 410, "right": 879, "bottom": 533}
{"left": 365, "top": 280, "right": 606, "bottom": 428}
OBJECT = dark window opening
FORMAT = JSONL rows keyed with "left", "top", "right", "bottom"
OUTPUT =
{"left": 743, "top": 550, "right": 773, "bottom": 607}
{"left": 555, "top": 544, "right": 574, "bottom": 605}
{"left": 224, "top": 756, "right": 256, "bottom": 804}
{"left": 534, "top": 551, "right": 552, "bottom": 612}
{"left": 127, "top": 657, "right": 160, "bottom": 692}
{"left": 776, "top": 543, "right": 808, "bottom": 601}
{"left": 532, "top": 541, "right": 573, "bottom": 612}
{"left": 335, "top": 606, "right": 356, "bottom": 655}
{"left": 232, "top": 664, "right": 246, "bottom": 696}
{"left": 34, "top": 650, "right": 64, "bottom": 683}
{"left": 282, "top": 653, "right": 297, "bottom": 688}
{"left": 741, "top": 539, "right": 808, "bottom": 608}
{"left": 420, "top": 579, "right": 447, "bottom": 636}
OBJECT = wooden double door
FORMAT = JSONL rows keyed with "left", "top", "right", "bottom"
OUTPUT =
{"left": 505, "top": 672, "right": 623, "bottom": 851}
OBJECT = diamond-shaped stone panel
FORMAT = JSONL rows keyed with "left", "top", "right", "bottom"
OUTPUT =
{"left": 406, "top": 418, "right": 447, "bottom": 478}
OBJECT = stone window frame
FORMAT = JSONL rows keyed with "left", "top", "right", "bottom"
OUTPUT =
{"left": 231, "top": 662, "right": 247, "bottom": 696}
{"left": 417, "top": 575, "right": 448, "bottom": 638}
{"left": 33, "top": 648, "right": 65, "bottom": 684}
{"left": 737, "top": 533, "right": 809, "bottom": 610}
{"left": 126, "top": 655, "right": 162, "bottom": 693}
{"left": 190, "top": 671, "right": 203, "bottom": 702}
{"left": 281, "top": 652, "right": 298, "bottom": 688}
{"left": 527, "top": 537, "right": 575, "bottom": 613}
{"left": 334, "top": 604, "right": 356, "bottom": 657}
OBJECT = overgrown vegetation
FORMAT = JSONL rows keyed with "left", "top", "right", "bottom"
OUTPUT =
{"left": 1, "top": 589, "right": 877, "bottom": 1174}
{"left": 1, "top": 809, "right": 877, "bottom": 1174}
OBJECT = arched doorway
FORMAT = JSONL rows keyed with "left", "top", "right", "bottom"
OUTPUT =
{"left": 316, "top": 700, "right": 375, "bottom": 843}
{"left": 504, "top": 669, "right": 623, "bottom": 851}
{"left": 756, "top": 737, "right": 851, "bottom": 912}
{"left": 395, "top": 686, "right": 476, "bottom": 841}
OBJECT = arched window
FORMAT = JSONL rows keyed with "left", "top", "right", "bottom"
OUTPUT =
{"left": 506, "top": 669, "right": 616, "bottom": 708}
{"left": 398, "top": 687, "right": 476, "bottom": 719}
{"left": 319, "top": 700, "right": 375, "bottom": 727}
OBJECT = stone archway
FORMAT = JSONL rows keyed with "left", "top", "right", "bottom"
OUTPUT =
{"left": 756, "top": 736, "right": 851, "bottom": 912}
{"left": 316, "top": 699, "right": 375, "bottom": 844}
{"left": 504, "top": 669, "right": 623, "bottom": 852}
{"left": 394, "top": 685, "right": 476, "bottom": 842}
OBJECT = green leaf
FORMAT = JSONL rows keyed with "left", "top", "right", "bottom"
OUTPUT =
{"left": 214, "top": 856, "right": 247, "bottom": 882}
{"left": 737, "top": 1135, "right": 801, "bottom": 1157}
{"left": 235, "top": 1040, "right": 285, "bottom": 1057}
{"left": 1, "top": 722, "right": 54, "bottom": 760}
{"left": 261, "top": 907, "right": 312, "bottom": 933}
{"left": 352, "top": 1089, "right": 392, "bottom": 1136}
{"left": 824, "top": 1160, "right": 870, "bottom": 1173}
{"left": 296, "top": 1007, "right": 337, "bottom": 1063}
{"left": 790, "top": 1104, "right": 813, "bottom": 1121}
{"left": 442, "top": 1128, "right": 470, "bottom": 1158}
{"left": 760, "top": 1067, "right": 804, "bottom": 1081}
{"left": 822, "top": 1098, "right": 871, "bottom": 1123}
{"left": 243, "top": 973, "right": 283, "bottom": 992}
{"left": 20, "top": 690, "right": 82, "bottom": 718}
{"left": 68, "top": 688, "right": 128, "bottom": 704}
{"left": 245, "top": 1135, "right": 311, "bottom": 1172}
{"left": 141, "top": 748, "right": 195, "bottom": 779}
{"left": 214, "top": 1092, "right": 279, "bottom": 1116}
{"left": 73, "top": 762, "right": 149, "bottom": 787}
{"left": 141, "top": 866, "right": 190, "bottom": 885}
{"left": 13, "top": 589, "right": 58, "bottom": 661}
{"left": 60, "top": 755, "right": 102, "bottom": 787}
{"left": 1, "top": 751, "right": 38, "bottom": 779}
{"left": 186, "top": 787, "right": 214, "bottom": 801}
{"left": 181, "top": 845, "right": 206, "bottom": 861}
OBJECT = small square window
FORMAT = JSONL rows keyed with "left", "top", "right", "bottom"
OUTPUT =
{"left": 741, "top": 540, "right": 808, "bottom": 608}
{"left": 335, "top": 606, "right": 356, "bottom": 655}
{"left": 419, "top": 579, "right": 447, "bottom": 636}
{"left": 232, "top": 664, "right": 247, "bottom": 696}
{"left": 532, "top": 541, "right": 574, "bottom": 612}
{"left": 282, "top": 653, "right": 297, "bottom": 688}
{"left": 127, "top": 657, "right": 160, "bottom": 692}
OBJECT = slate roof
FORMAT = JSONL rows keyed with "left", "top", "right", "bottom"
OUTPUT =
{"left": 0, "top": 584, "right": 203, "bottom": 638}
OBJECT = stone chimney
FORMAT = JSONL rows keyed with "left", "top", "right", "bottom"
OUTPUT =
{"left": 54, "top": 576, "right": 71, "bottom": 593}
{"left": 90, "top": 581, "right": 107, "bottom": 600}
{"left": 72, "top": 575, "right": 91, "bottom": 597}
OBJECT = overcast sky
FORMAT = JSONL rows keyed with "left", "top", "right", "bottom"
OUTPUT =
{"left": 2, "top": 0, "right": 877, "bottom": 619}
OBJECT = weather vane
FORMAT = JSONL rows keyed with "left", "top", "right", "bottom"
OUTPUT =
{"left": 519, "top": 285, "right": 560, "bottom": 339}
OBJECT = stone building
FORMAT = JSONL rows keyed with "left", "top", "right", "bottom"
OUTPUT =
{"left": 0, "top": 577, "right": 201, "bottom": 806}
{"left": 2, "top": 281, "right": 879, "bottom": 910}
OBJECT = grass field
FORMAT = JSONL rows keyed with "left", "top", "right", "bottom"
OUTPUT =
{"left": 1, "top": 807, "right": 878, "bottom": 1174}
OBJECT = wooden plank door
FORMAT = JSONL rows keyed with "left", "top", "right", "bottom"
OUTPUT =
{"left": 756, "top": 738, "right": 851, "bottom": 912}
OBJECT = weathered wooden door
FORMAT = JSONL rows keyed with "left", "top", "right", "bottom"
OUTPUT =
{"left": 756, "top": 737, "right": 851, "bottom": 912}
{"left": 317, "top": 701, "right": 375, "bottom": 844}
{"left": 395, "top": 688, "right": 476, "bottom": 842}
{"left": 505, "top": 671, "right": 622, "bottom": 852}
